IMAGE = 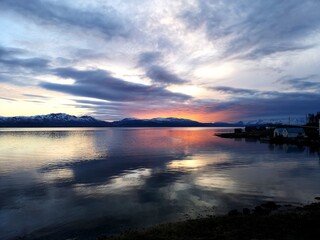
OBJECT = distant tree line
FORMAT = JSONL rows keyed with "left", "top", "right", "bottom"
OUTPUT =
{"left": 307, "top": 112, "right": 320, "bottom": 124}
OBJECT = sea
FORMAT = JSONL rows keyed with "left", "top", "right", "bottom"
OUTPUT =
{"left": 0, "top": 127, "right": 319, "bottom": 239}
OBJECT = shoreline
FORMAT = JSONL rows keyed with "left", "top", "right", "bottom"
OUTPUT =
{"left": 215, "top": 132, "right": 320, "bottom": 148}
{"left": 102, "top": 199, "right": 320, "bottom": 240}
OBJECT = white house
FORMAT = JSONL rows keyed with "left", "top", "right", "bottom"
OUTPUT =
{"left": 273, "top": 127, "right": 306, "bottom": 138}
{"left": 273, "top": 128, "right": 285, "bottom": 138}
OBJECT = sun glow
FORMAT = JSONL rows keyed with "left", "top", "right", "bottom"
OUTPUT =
{"left": 194, "top": 63, "right": 234, "bottom": 79}
{"left": 167, "top": 153, "right": 232, "bottom": 172}
{"left": 168, "top": 85, "right": 204, "bottom": 97}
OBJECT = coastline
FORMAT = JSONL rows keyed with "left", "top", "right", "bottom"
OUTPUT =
{"left": 102, "top": 199, "right": 320, "bottom": 240}
{"left": 215, "top": 128, "right": 320, "bottom": 148}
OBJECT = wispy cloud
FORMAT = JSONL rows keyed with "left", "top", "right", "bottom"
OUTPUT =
{"left": 0, "top": 0, "right": 132, "bottom": 40}
{"left": 23, "top": 94, "right": 50, "bottom": 99}
{"left": 211, "top": 86, "right": 259, "bottom": 96}
{"left": 182, "top": 0, "right": 320, "bottom": 60}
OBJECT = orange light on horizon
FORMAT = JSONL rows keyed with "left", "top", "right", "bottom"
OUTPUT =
{"left": 129, "top": 108, "right": 239, "bottom": 123}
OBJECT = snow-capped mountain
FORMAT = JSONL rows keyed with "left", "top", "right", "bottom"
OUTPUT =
{"left": 211, "top": 121, "right": 245, "bottom": 127}
{"left": 113, "top": 117, "right": 203, "bottom": 127}
{"left": 0, "top": 113, "right": 308, "bottom": 128}
{"left": 245, "top": 117, "right": 306, "bottom": 126}
{"left": 28, "top": 113, "right": 97, "bottom": 122}
{"left": 0, "top": 113, "right": 110, "bottom": 127}
{"left": 0, "top": 114, "right": 206, "bottom": 127}
{"left": 150, "top": 117, "right": 197, "bottom": 123}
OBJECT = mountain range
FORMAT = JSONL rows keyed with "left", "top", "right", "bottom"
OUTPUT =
{"left": 0, "top": 113, "right": 109, "bottom": 127}
{"left": 0, "top": 113, "right": 305, "bottom": 128}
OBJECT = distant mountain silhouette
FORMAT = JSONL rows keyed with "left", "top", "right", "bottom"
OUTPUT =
{"left": 0, "top": 113, "right": 290, "bottom": 128}
{"left": 112, "top": 117, "right": 205, "bottom": 127}
{"left": 0, "top": 113, "right": 111, "bottom": 127}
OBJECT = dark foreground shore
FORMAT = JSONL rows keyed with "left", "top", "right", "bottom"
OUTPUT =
{"left": 101, "top": 200, "right": 320, "bottom": 240}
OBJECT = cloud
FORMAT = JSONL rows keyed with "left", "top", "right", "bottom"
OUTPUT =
{"left": 243, "top": 92, "right": 320, "bottom": 117}
{"left": 182, "top": 0, "right": 320, "bottom": 60}
{"left": 211, "top": 86, "right": 279, "bottom": 98}
{"left": 23, "top": 94, "right": 49, "bottom": 99}
{"left": 0, "top": 45, "right": 50, "bottom": 87}
{"left": 138, "top": 52, "right": 162, "bottom": 66}
{"left": 211, "top": 86, "right": 259, "bottom": 96}
{"left": 0, "top": 0, "right": 132, "bottom": 40}
{"left": 73, "top": 100, "right": 137, "bottom": 116}
{"left": 0, "top": 57, "right": 49, "bottom": 70}
{"left": 137, "top": 52, "right": 188, "bottom": 86}
{"left": 0, "top": 46, "right": 26, "bottom": 57}
{"left": 1, "top": 1, "right": 320, "bottom": 121}
{"left": 41, "top": 67, "right": 191, "bottom": 102}
{"left": 74, "top": 99, "right": 113, "bottom": 106}
{"left": 279, "top": 75, "right": 320, "bottom": 90}
{"left": 0, "top": 97, "right": 16, "bottom": 102}
{"left": 202, "top": 89, "right": 320, "bottom": 119}
{"left": 0, "top": 46, "right": 49, "bottom": 71}
{"left": 146, "top": 65, "right": 188, "bottom": 85}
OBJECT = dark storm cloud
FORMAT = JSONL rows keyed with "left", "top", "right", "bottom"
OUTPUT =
{"left": 0, "top": 0, "right": 131, "bottom": 39}
{"left": 182, "top": 0, "right": 320, "bottom": 60}
{"left": 40, "top": 67, "right": 191, "bottom": 102}
{"left": 146, "top": 65, "right": 188, "bottom": 85}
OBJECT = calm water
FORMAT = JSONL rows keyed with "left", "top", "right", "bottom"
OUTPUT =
{"left": 1, "top": 127, "right": 320, "bottom": 239}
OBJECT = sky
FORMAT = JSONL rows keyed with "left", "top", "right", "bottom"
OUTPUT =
{"left": 0, "top": 0, "right": 320, "bottom": 122}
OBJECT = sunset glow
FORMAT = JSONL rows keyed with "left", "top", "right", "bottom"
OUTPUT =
{"left": 1, "top": 0, "right": 320, "bottom": 122}
{"left": 194, "top": 63, "right": 234, "bottom": 80}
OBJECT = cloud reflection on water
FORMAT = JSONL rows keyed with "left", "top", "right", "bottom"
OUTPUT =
{"left": 0, "top": 128, "right": 319, "bottom": 239}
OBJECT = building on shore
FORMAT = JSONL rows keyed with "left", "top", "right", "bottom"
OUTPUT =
{"left": 273, "top": 127, "right": 306, "bottom": 138}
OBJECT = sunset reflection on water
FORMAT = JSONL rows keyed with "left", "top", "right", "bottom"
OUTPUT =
{"left": 0, "top": 127, "right": 319, "bottom": 240}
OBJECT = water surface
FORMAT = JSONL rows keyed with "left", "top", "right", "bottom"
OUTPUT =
{"left": 0, "top": 127, "right": 319, "bottom": 239}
